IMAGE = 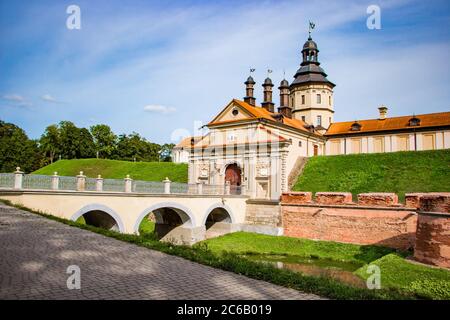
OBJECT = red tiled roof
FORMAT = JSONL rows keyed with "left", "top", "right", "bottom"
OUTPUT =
{"left": 208, "top": 99, "right": 312, "bottom": 133}
{"left": 326, "top": 111, "right": 450, "bottom": 136}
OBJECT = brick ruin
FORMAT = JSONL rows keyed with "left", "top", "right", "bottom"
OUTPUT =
{"left": 278, "top": 192, "right": 450, "bottom": 269}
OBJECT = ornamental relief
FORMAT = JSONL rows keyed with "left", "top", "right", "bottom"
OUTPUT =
{"left": 256, "top": 159, "right": 270, "bottom": 177}
{"left": 199, "top": 163, "right": 209, "bottom": 177}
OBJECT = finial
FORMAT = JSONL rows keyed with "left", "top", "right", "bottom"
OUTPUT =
{"left": 308, "top": 20, "right": 316, "bottom": 39}
{"left": 249, "top": 67, "right": 255, "bottom": 75}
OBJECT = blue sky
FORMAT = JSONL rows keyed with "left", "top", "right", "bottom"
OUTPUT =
{"left": 1, "top": 0, "right": 449, "bottom": 144}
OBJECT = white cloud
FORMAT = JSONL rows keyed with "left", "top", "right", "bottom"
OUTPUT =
{"left": 2, "top": 94, "right": 32, "bottom": 108}
{"left": 41, "top": 94, "right": 60, "bottom": 103}
{"left": 143, "top": 105, "right": 176, "bottom": 114}
{"left": 3, "top": 94, "right": 25, "bottom": 102}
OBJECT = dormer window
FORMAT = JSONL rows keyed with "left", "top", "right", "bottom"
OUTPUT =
{"left": 409, "top": 117, "right": 421, "bottom": 127}
{"left": 350, "top": 122, "right": 362, "bottom": 131}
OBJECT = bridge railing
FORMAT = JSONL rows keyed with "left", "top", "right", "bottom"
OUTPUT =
{"left": 0, "top": 168, "right": 241, "bottom": 196}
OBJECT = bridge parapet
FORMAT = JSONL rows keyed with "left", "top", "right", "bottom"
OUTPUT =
{"left": 0, "top": 171, "right": 239, "bottom": 196}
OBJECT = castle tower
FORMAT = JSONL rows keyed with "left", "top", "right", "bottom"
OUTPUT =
{"left": 278, "top": 79, "right": 292, "bottom": 118}
{"left": 243, "top": 76, "right": 256, "bottom": 106}
{"left": 289, "top": 34, "right": 335, "bottom": 128}
{"left": 261, "top": 77, "right": 275, "bottom": 113}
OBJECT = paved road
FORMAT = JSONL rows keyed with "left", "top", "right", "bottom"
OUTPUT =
{"left": 0, "top": 204, "right": 321, "bottom": 300}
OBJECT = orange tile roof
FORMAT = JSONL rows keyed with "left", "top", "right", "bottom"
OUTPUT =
{"left": 208, "top": 99, "right": 312, "bottom": 134}
{"left": 174, "top": 136, "right": 203, "bottom": 148}
{"left": 326, "top": 111, "right": 450, "bottom": 136}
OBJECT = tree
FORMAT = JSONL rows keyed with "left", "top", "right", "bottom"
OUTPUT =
{"left": 90, "top": 124, "right": 117, "bottom": 159}
{"left": 58, "top": 121, "right": 95, "bottom": 159}
{"left": 39, "top": 124, "right": 61, "bottom": 164}
{"left": 0, "top": 120, "right": 42, "bottom": 172}
{"left": 160, "top": 143, "right": 175, "bottom": 162}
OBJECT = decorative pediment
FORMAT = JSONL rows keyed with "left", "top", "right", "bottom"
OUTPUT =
{"left": 208, "top": 100, "right": 255, "bottom": 125}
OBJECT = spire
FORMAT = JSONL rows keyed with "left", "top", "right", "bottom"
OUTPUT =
{"left": 243, "top": 75, "right": 256, "bottom": 106}
{"left": 290, "top": 28, "right": 335, "bottom": 88}
{"left": 261, "top": 77, "right": 275, "bottom": 113}
{"left": 278, "top": 79, "right": 292, "bottom": 118}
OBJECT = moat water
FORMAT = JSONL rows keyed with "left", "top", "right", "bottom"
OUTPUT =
{"left": 243, "top": 254, "right": 367, "bottom": 288}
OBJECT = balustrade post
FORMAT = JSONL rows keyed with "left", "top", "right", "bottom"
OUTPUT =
{"left": 51, "top": 172, "right": 59, "bottom": 190}
{"left": 125, "top": 175, "right": 133, "bottom": 193}
{"left": 225, "top": 181, "right": 231, "bottom": 195}
{"left": 76, "top": 171, "right": 86, "bottom": 191}
{"left": 14, "top": 167, "right": 24, "bottom": 189}
{"left": 96, "top": 175, "right": 103, "bottom": 192}
{"left": 163, "top": 177, "right": 171, "bottom": 194}
{"left": 197, "top": 182, "right": 203, "bottom": 195}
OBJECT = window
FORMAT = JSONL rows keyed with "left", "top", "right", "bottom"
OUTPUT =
{"left": 301, "top": 116, "right": 306, "bottom": 122}
{"left": 329, "top": 117, "right": 332, "bottom": 125}
{"left": 316, "top": 94, "right": 321, "bottom": 104}
{"left": 232, "top": 109, "right": 239, "bottom": 116}
{"left": 298, "top": 141, "right": 302, "bottom": 147}
{"left": 330, "top": 140, "right": 340, "bottom": 155}
{"left": 397, "top": 135, "right": 409, "bottom": 151}
{"left": 329, "top": 96, "right": 332, "bottom": 106}
{"left": 291, "top": 97, "right": 294, "bottom": 107}
{"left": 227, "top": 132, "right": 237, "bottom": 142}
{"left": 422, "top": 134, "right": 435, "bottom": 150}
{"left": 373, "top": 137, "right": 384, "bottom": 153}
{"left": 317, "top": 115, "right": 322, "bottom": 126}
{"left": 351, "top": 139, "right": 362, "bottom": 154}
{"left": 301, "top": 95, "right": 305, "bottom": 104}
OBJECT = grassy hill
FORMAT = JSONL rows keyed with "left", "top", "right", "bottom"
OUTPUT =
{"left": 293, "top": 149, "right": 450, "bottom": 201}
{"left": 33, "top": 159, "right": 188, "bottom": 182}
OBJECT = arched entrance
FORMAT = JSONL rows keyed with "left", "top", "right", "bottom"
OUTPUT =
{"left": 225, "top": 163, "right": 242, "bottom": 194}
{"left": 313, "top": 144, "right": 319, "bottom": 156}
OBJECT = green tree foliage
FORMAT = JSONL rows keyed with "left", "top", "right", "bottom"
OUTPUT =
{"left": 40, "top": 124, "right": 61, "bottom": 164}
{"left": 0, "top": 120, "right": 42, "bottom": 172}
{"left": 90, "top": 124, "right": 117, "bottom": 159}
{"left": 1, "top": 119, "right": 173, "bottom": 173}
{"left": 113, "top": 132, "right": 161, "bottom": 162}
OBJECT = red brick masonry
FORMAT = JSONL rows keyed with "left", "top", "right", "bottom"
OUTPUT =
{"left": 281, "top": 193, "right": 450, "bottom": 263}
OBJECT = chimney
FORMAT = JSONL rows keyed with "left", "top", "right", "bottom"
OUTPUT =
{"left": 243, "top": 76, "right": 256, "bottom": 106}
{"left": 261, "top": 77, "right": 275, "bottom": 112}
{"left": 378, "top": 105, "right": 388, "bottom": 120}
{"left": 277, "top": 79, "right": 292, "bottom": 118}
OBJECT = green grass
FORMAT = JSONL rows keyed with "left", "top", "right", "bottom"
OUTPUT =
{"left": 139, "top": 218, "right": 155, "bottom": 234}
{"left": 201, "top": 232, "right": 450, "bottom": 300}
{"left": 32, "top": 158, "right": 188, "bottom": 182}
{"left": 356, "top": 254, "right": 450, "bottom": 300}
{"left": 199, "top": 232, "right": 396, "bottom": 265}
{"left": 293, "top": 149, "right": 450, "bottom": 201}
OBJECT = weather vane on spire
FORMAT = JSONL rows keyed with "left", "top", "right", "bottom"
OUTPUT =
{"left": 308, "top": 21, "right": 315, "bottom": 38}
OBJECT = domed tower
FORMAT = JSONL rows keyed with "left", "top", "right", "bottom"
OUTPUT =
{"left": 290, "top": 35, "right": 335, "bottom": 128}
{"left": 243, "top": 76, "right": 256, "bottom": 106}
{"left": 261, "top": 77, "right": 275, "bottom": 113}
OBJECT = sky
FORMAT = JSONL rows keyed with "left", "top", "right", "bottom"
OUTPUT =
{"left": 0, "top": 0, "right": 449, "bottom": 144}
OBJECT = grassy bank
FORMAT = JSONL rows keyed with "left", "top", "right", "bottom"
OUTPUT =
{"left": 32, "top": 158, "right": 188, "bottom": 182}
{"left": 293, "top": 149, "right": 450, "bottom": 201}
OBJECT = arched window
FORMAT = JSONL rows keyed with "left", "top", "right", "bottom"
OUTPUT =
{"left": 317, "top": 94, "right": 321, "bottom": 104}
{"left": 301, "top": 95, "right": 305, "bottom": 104}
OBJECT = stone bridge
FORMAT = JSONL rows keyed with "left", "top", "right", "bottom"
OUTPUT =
{"left": 0, "top": 171, "right": 248, "bottom": 245}
{"left": 0, "top": 189, "right": 247, "bottom": 245}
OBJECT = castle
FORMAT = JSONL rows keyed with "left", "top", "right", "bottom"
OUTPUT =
{"left": 173, "top": 34, "right": 450, "bottom": 200}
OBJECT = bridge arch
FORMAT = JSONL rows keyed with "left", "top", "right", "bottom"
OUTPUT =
{"left": 202, "top": 203, "right": 236, "bottom": 226}
{"left": 133, "top": 202, "right": 197, "bottom": 235}
{"left": 203, "top": 203, "right": 237, "bottom": 239}
{"left": 70, "top": 204, "right": 125, "bottom": 233}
